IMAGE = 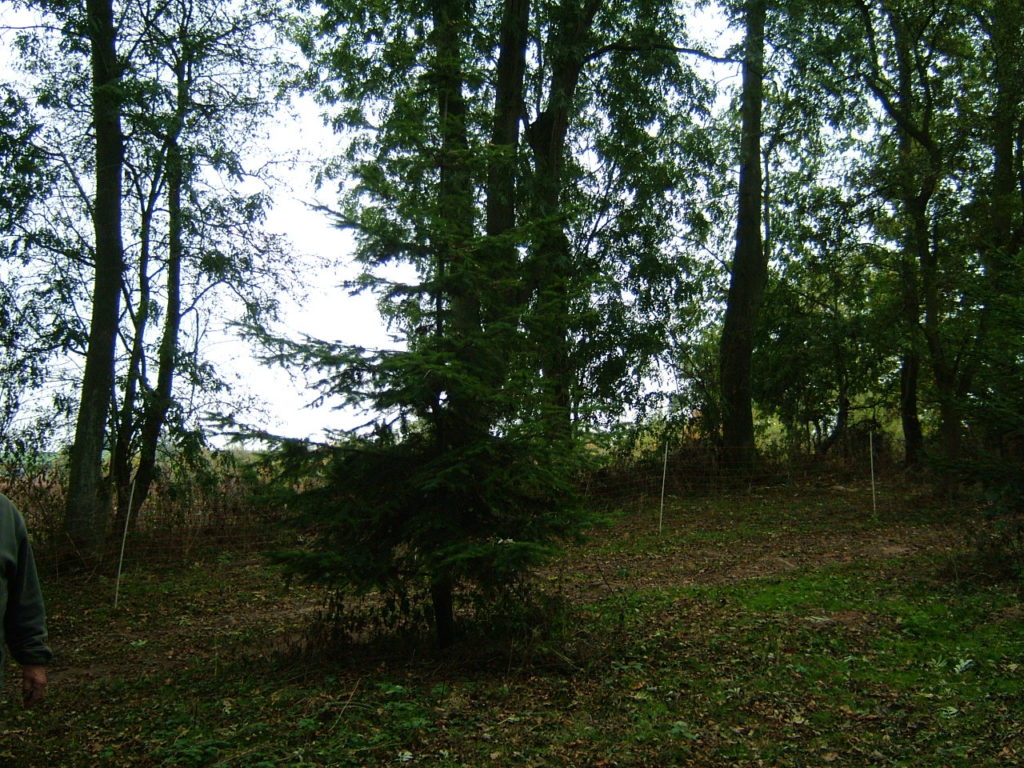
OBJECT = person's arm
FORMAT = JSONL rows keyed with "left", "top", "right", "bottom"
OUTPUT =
{"left": 4, "top": 506, "right": 53, "bottom": 705}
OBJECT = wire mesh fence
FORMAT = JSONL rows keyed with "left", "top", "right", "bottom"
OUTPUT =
{"left": 2, "top": 442, "right": 905, "bottom": 580}
{"left": 0, "top": 461, "right": 283, "bottom": 578}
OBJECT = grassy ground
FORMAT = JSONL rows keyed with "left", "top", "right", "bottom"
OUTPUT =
{"left": 2, "top": 480, "right": 1021, "bottom": 767}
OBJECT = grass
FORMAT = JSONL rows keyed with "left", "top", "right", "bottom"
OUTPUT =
{"left": 2, "top": 481, "right": 1021, "bottom": 767}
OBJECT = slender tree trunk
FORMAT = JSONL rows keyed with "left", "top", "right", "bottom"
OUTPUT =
{"left": 888, "top": 10, "right": 959, "bottom": 462}
{"left": 894, "top": 160, "right": 927, "bottom": 468}
{"left": 430, "top": 577, "right": 456, "bottom": 650}
{"left": 899, "top": 351, "right": 924, "bottom": 466}
{"left": 432, "top": 0, "right": 480, "bottom": 433}
{"left": 858, "top": 2, "right": 954, "bottom": 465}
{"left": 124, "top": 58, "right": 189, "bottom": 531}
{"left": 910, "top": 190, "right": 962, "bottom": 461}
{"left": 719, "top": 0, "right": 767, "bottom": 470}
{"left": 110, "top": 184, "right": 161, "bottom": 538}
{"left": 983, "top": 0, "right": 1022, "bottom": 288}
{"left": 66, "top": 0, "right": 125, "bottom": 562}
{"left": 977, "top": 0, "right": 1024, "bottom": 452}
{"left": 818, "top": 395, "right": 850, "bottom": 456}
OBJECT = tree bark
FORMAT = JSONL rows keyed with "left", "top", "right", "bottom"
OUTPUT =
{"left": 110, "top": 170, "right": 164, "bottom": 538}
{"left": 65, "top": 0, "right": 125, "bottom": 562}
{"left": 719, "top": 0, "right": 767, "bottom": 470}
{"left": 976, "top": 0, "right": 1024, "bottom": 452}
{"left": 485, "top": 0, "right": 529, "bottom": 334}
{"left": 525, "top": 0, "right": 602, "bottom": 446}
{"left": 431, "top": 577, "right": 456, "bottom": 649}
{"left": 899, "top": 351, "right": 924, "bottom": 466}
{"left": 431, "top": 0, "right": 480, "bottom": 435}
{"left": 889, "top": 8, "right": 958, "bottom": 462}
{"left": 985, "top": 0, "right": 1022, "bottom": 273}
{"left": 857, "top": 0, "right": 963, "bottom": 465}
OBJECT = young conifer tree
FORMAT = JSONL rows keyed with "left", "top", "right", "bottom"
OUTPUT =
{"left": 272, "top": 0, "right": 589, "bottom": 648}
{"left": 268, "top": 0, "right": 705, "bottom": 647}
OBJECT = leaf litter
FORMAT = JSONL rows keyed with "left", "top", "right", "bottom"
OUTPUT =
{"left": 3, "top": 481, "right": 1020, "bottom": 767}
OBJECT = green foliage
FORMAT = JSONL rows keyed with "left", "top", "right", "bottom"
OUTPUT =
{"left": 671, "top": 328, "right": 724, "bottom": 444}
{"left": 258, "top": 0, "right": 722, "bottom": 643}
{"left": 269, "top": 423, "right": 588, "bottom": 639}
{"left": 0, "top": 83, "right": 67, "bottom": 447}
{"left": 0, "top": 84, "right": 51, "bottom": 233}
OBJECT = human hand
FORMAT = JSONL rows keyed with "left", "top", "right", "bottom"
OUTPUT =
{"left": 21, "top": 665, "right": 47, "bottom": 708}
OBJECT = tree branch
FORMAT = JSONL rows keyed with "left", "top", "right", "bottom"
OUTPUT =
{"left": 584, "top": 41, "right": 740, "bottom": 66}
{"left": 852, "top": 0, "right": 937, "bottom": 156}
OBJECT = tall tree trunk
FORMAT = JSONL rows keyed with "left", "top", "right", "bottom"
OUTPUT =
{"left": 888, "top": 9, "right": 958, "bottom": 462}
{"left": 909, "top": 189, "right": 961, "bottom": 460}
{"left": 858, "top": 0, "right": 959, "bottom": 465}
{"left": 987, "top": 0, "right": 1023, "bottom": 257}
{"left": 855, "top": 0, "right": 927, "bottom": 466}
{"left": 66, "top": 0, "right": 125, "bottom": 562}
{"left": 719, "top": 0, "right": 767, "bottom": 470}
{"left": 485, "top": 0, "right": 529, "bottom": 337}
{"left": 430, "top": 577, "right": 456, "bottom": 650}
{"left": 525, "top": 0, "right": 601, "bottom": 446}
{"left": 129, "top": 168, "right": 181, "bottom": 534}
{"left": 432, "top": 0, "right": 480, "bottom": 433}
{"left": 977, "top": 0, "right": 1024, "bottom": 452}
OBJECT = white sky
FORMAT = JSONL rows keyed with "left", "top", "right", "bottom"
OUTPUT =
{"left": 218, "top": 103, "right": 395, "bottom": 443}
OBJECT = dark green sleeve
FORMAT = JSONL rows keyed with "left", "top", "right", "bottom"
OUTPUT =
{"left": 2, "top": 496, "right": 53, "bottom": 666}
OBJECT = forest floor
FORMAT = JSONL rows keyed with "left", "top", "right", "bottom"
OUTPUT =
{"left": 3, "top": 477, "right": 1022, "bottom": 767}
